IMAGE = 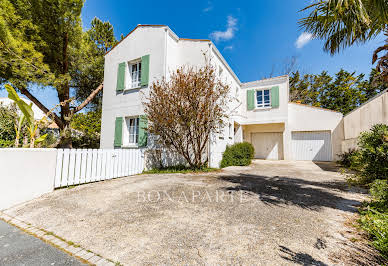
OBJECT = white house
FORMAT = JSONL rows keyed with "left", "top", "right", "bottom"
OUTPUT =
{"left": 100, "top": 25, "right": 343, "bottom": 168}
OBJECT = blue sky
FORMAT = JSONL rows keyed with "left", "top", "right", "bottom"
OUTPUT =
{"left": 2, "top": 0, "right": 385, "bottom": 108}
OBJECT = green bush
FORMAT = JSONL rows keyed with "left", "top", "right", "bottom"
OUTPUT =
{"left": 0, "top": 139, "right": 14, "bottom": 148}
{"left": 345, "top": 124, "right": 388, "bottom": 185}
{"left": 370, "top": 179, "right": 388, "bottom": 203}
{"left": 358, "top": 180, "right": 388, "bottom": 259}
{"left": 71, "top": 109, "right": 101, "bottom": 148}
{"left": 220, "top": 142, "right": 254, "bottom": 168}
{"left": 357, "top": 124, "right": 388, "bottom": 183}
{"left": 338, "top": 148, "right": 360, "bottom": 168}
{"left": 359, "top": 208, "right": 388, "bottom": 258}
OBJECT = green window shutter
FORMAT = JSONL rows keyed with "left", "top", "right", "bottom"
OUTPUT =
{"left": 247, "top": 90, "right": 255, "bottom": 110}
{"left": 271, "top": 86, "right": 279, "bottom": 108}
{"left": 138, "top": 115, "right": 148, "bottom": 147}
{"left": 140, "top": 55, "right": 150, "bottom": 86}
{"left": 116, "top": 62, "right": 126, "bottom": 92}
{"left": 114, "top": 117, "right": 123, "bottom": 147}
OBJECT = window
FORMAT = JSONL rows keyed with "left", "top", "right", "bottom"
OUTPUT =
{"left": 256, "top": 89, "right": 271, "bottom": 108}
{"left": 128, "top": 61, "right": 141, "bottom": 88}
{"left": 125, "top": 117, "right": 139, "bottom": 145}
{"left": 229, "top": 123, "right": 233, "bottom": 139}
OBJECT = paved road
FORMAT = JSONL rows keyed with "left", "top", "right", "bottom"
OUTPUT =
{"left": 0, "top": 220, "right": 84, "bottom": 266}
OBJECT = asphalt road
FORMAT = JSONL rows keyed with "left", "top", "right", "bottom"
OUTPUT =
{"left": 0, "top": 220, "right": 84, "bottom": 266}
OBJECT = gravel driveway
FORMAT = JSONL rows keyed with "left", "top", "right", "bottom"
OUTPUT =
{"left": 2, "top": 160, "right": 379, "bottom": 265}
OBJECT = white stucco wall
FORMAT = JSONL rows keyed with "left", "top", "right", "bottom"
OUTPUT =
{"left": 0, "top": 149, "right": 57, "bottom": 210}
{"left": 100, "top": 26, "right": 166, "bottom": 149}
{"left": 288, "top": 103, "right": 344, "bottom": 160}
{"left": 343, "top": 90, "right": 388, "bottom": 139}
{"left": 240, "top": 76, "right": 289, "bottom": 124}
{"left": 100, "top": 25, "right": 243, "bottom": 168}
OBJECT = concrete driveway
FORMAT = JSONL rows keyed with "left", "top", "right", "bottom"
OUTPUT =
{"left": 2, "top": 160, "right": 381, "bottom": 265}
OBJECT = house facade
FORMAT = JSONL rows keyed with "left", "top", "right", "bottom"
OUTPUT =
{"left": 100, "top": 25, "right": 343, "bottom": 168}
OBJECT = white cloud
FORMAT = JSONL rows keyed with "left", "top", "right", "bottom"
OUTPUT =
{"left": 224, "top": 45, "right": 233, "bottom": 51}
{"left": 295, "top": 32, "right": 313, "bottom": 49}
{"left": 210, "top": 16, "right": 237, "bottom": 42}
{"left": 203, "top": 1, "right": 213, "bottom": 12}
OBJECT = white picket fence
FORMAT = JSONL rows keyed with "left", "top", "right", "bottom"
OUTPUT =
{"left": 54, "top": 149, "right": 145, "bottom": 188}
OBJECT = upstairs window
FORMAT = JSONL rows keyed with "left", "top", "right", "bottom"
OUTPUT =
{"left": 256, "top": 89, "right": 271, "bottom": 108}
{"left": 128, "top": 61, "right": 141, "bottom": 89}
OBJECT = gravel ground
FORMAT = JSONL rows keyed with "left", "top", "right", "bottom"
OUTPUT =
{"left": 3, "top": 160, "right": 383, "bottom": 265}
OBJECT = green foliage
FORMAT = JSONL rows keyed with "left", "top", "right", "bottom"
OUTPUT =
{"left": 356, "top": 124, "right": 388, "bottom": 183}
{"left": 5, "top": 84, "right": 47, "bottom": 147}
{"left": 220, "top": 142, "right": 254, "bottom": 168}
{"left": 370, "top": 179, "right": 388, "bottom": 203}
{"left": 290, "top": 69, "right": 385, "bottom": 114}
{"left": 299, "top": 0, "right": 387, "bottom": 55}
{"left": 70, "top": 109, "right": 101, "bottom": 148}
{"left": 0, "top": 103, "right": 18, "bottom": 145}
{"left": 0, "top": 139, "right": 14, "bottom": 148}
{"left": 1, "top": 1, "right": 117, "bottom": 147}
{"left": 72, "top": 17, "right": 117, "bottom": 109}
{"left": 359, "top": 179, "right": 388, "bottom": 258}
{"left": 299, "top": 0, "right": 388, "bottom": 83}
{"left": 359, "top": 207, "right": 388, "bottom": 258}
{"left": 338, "top": 148, "right": 360, "bottom": 168}
{"left": 143, "top": 165, "right": 218, "bottom": 174}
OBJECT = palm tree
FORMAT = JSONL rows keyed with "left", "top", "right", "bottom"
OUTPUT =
{"left": 299, "top": 0, "right": 388, "bottom": 82}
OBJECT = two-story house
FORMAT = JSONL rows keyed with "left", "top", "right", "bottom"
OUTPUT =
{"left": 100, "top": 25, "right": 344, "bottom": 168}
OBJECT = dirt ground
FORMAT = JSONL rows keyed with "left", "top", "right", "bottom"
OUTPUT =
{"left": 3, "top": 160, "right": 385, "bottom": 265}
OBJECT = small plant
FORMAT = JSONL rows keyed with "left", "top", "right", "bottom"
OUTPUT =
{"left": 338, "top": 148, "right": 359, "bottom": 168}
{"left": 220, "top": 142, "right": 254, "bottom": 168}
{"left": 370, "top": 180, "right": 388, "bottom": 205}
{"left": 143, "top": 165, "right": 218, "bottom": 174}
{"left": 5, "top": 84, "right": 48, "bottom": 147}
{"left": 359, "top": 206, "right": 388, "bottom": 258}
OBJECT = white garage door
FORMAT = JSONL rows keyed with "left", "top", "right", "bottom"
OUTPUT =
{"left": 252, "top": 132, "right": 283, "bottom": 160}
{"left": 291, "top": 131, "right": 332, "bottom": 161}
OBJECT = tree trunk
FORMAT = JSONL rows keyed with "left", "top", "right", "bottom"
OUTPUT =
{"left": 57, "top": 32, "right": 73, "bottom": 148}
{"left": 58, "top": 120, "right": 73, "bottom": 148}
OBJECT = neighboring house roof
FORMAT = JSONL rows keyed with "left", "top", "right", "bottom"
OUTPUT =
{"left": 0, "top": 97, "right": 46, "bottom": 120}
{"left": 47, "top": 122, "right": 59, "bottom": 129}
{"left": 289, "top": 102, "right": 342, "bottom": 114}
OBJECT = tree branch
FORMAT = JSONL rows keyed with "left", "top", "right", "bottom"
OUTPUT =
{"left": 18, "top": 87, "right": 64, "bottom": 129}
{"left": 74, "top": 83, "right": 103, "bottom": 113}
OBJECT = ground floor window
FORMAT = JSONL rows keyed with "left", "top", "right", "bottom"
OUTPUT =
{"left": 124, "top": 117, "right": 139, "bottom": 145}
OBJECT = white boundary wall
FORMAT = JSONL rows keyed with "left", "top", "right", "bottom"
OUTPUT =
{"left": 0, "top": 149, "right": 57, "bottom": 210}
{"left": 0, "top": 148, "right": 145, "bottom": 210}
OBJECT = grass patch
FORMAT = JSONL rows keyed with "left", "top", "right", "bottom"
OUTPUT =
{"left": 359, "top": 204, "right": 388, "bottom": 259}
{"left": 357, "top": 180, "right": 388, "bottom": 259}
{"left": 143, "top": 165, "right": 218, "bottom": 174}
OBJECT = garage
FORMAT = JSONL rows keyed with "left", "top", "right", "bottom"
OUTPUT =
{"left": 291, "top": 131, "right": 332, "bottom": 161}
{"left": 252, "top": 132, "right": 283, "bottom": 160}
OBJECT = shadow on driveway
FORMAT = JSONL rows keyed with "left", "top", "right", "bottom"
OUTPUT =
{"left": 219, "top": 173, "right": 360, "bottom": 212}
{"left": 279, "top": 245, "right": 328, "bottom": 266}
